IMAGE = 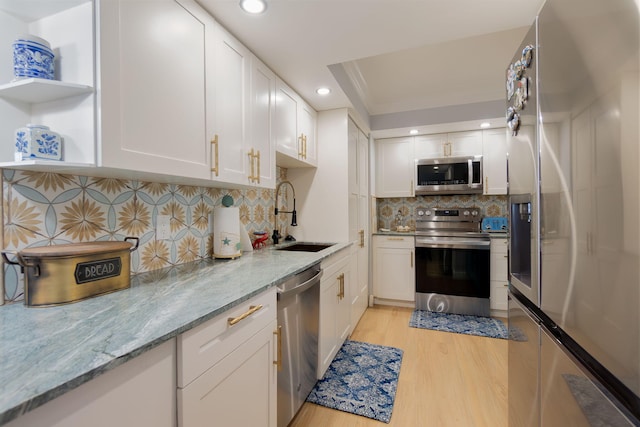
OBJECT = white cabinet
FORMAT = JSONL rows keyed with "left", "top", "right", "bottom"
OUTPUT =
{"left": 212, "top": 25, "right": 276, "bottom": 188}
{"left": 98, "top": 0, "right": 213, "bottom": 180}
{"left": 490, "top": 237, "right": 509, "bottom": 312}
{"left": 274, "top": 77, "right": 317, "bottom": 168}
{"left": 0, "top": 1, "right": 95, "bottom": 167}
{"left": 414, "top": 131, "right": 482, "bottom": 159}
{"left": 374, "top": 136, "right": 414, "bottom": 197}
{"left": 482, "top": 128, "right": 508, "bottom": 195}
{"left": 372, "top": 235, "right": 415, "bottom": 302}
{"left": 177, "top": 288, "right": 277, "bottom": 427}
{"left": 318, "top": 250, "right": 351, "bottom": 378}
{"left": 348, "top": 119, "right": 369, "bottom": 331}
{"left": 6, "top": 340, "right": 176, "bottom": 427}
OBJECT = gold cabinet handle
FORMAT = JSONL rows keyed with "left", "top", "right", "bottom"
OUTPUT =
{"left": 411, "top": 251, "right": 414, "bottom": 268}
{"left": 359, "top": 229, "right": 364, "bottom": 248}
{"left": 247, "top": 148, "right": 255, "bottom": 183}
{"left": 256, "top": 150, "right": 261, "bottom": 183}
{"left": 298, "top": 133, "right": 304, "bottom": 157}
{"left": 387, "top": 237, "right": 405, "bottom": 241}
{"left": 228, "top": 304, "right": 263, "bottom": 326}
{"left": 484, "top": 177, "right": 488, "bottom": 193}
{"left": 273, "top": 325, "right": 282, "bottom": 371}
{"left": 303, "top": 134, "right": 307, "bottom": 159}
{"left": 211, "top": 135, "right": 219, "bottom": 176}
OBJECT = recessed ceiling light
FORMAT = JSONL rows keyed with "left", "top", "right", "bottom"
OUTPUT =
{"left": 239, "top": 0, "right": 267, "bottom": 14}
{"left": 316, "top": 87, "right": 331, "bottom": 95}
{"left": 409, "top": 129, "right": 419, "bottom": 135}
{"left": 480, "top": 122, "right": 491, "bottom": 128}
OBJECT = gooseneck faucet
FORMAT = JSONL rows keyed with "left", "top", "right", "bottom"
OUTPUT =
{"left": 273, "top": 180, "right": 297, "bottom": 245}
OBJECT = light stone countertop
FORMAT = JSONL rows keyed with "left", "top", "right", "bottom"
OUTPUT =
{"left": 0, "top": 242, "right": 351, "bottom": 425}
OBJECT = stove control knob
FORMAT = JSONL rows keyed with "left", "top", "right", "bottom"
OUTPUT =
{"left": 417, "top": 210, "right": 424, "bottom": 216}
{"left": 471, "top": 210, "right": 479, "bottom": 216}
{"left": 463, "top": 210, "right": 470, "bottom": 216}
{"left": 425, "top": 210, "right": 432, "bottom": 216}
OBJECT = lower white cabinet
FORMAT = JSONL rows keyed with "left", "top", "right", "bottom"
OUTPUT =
{"left": 490, "top": 237, "right": 509, "bottom": 312}
{"left": 318, "top": 250, "right": 351, "bottom": 378}
{"left": 372, "top": 235, "right": 415, "bottom": 302}
{"left": 177, "top": 288, "right": 277, "bottom": 427}
{"left": 6, "top": 339, "right": 176, "bottom": 427}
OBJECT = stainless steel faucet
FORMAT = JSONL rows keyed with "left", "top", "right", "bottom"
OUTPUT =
{"left": 273, "top": 180, "right": 297, "bottom": 245}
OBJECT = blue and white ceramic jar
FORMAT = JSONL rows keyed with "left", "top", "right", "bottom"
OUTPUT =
{"left": 12, "top": 35, "right": 55, "bottom": 80}
{"left": 15, "top": 124, "right": 63, "bottom": 161}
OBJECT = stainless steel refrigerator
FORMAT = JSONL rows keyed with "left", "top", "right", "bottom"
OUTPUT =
{"left": 507, "top": 0, "right": 640, "bottom": 425}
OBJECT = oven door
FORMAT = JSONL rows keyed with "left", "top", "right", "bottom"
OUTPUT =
{"left": 415, "top": 236, "right": 491, "bottom": 316}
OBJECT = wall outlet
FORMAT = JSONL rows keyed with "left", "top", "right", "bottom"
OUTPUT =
{"left": 156, "top": 215, "right": 171, "bottom": 240}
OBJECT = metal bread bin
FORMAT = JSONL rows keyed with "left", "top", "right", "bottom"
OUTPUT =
{"left": 2, "top": 237, "right": 139, "bottom": 307}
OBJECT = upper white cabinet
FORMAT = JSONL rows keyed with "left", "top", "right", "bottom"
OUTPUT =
{"left": 212, "top": 24, "right": 276, "bottom": 188}
{"left": 414, "top": 131, "right": 482, "bottom": 159}
{"left": 482, "top": 128, "right": 508, "bottom": 195}
{"left": 98, "top": 0, "right": 213, "bottom": 180}
{"left": 0, "top": 1, "right": 95, "bottom": 167}
{"left": 274, "top": 77, "right": 317, "bottom": 168}
{"left": 374, "top": 136, "right": 414, "bottom": 198}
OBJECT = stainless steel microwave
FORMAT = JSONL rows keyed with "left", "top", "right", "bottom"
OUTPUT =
{"left": 415, "top": 156, "right": 483, "bottom": 195}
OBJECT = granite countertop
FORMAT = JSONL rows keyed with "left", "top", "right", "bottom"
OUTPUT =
{"left": 0, "top": 242, "right": 351, "bottom": 425}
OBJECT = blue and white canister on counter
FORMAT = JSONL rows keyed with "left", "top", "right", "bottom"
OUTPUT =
{"left": 15, "top": 124, "right": 63, "bottom": 161}
{"left": 12, "top": 34, "right": 55, "bottom": 80}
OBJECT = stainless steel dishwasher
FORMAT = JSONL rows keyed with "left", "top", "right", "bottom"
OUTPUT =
{"left": 276, "top": 263, "right": 322, "bottom": 427}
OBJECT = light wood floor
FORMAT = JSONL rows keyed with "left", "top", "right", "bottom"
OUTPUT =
{"left": 290, "top": 306, "right": 508, "bottom": 427}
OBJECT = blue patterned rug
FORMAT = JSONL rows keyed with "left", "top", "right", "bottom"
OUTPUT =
{"left": 306, "top": 340, "right": 403, "bottom": 423}
{"left": 409, "top": 310, "right": 508, "bottom": 339}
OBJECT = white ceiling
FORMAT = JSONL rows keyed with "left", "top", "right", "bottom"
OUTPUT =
{"left": 196, "top": 0, "right": 544, "bottom": 133}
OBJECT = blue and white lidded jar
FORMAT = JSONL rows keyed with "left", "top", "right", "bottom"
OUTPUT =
{"left": 12, "top": 34, "right": 55, "bottom": 81}
{"left": 15, "top": 124, "right": 63, "bottom": 161}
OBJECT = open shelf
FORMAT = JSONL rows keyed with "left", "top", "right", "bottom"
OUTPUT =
{"left": 0, "top": 159, "right": 95, "bottom": 171}
{"left": 0, "top": 78, "right": 93, "bottom": 103}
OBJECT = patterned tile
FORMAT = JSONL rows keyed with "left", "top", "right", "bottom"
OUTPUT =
{"left": 2, "top": 169, "right": 285, "bottom": 303}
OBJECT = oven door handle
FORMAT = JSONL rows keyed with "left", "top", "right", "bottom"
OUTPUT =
{"left": 416, "top": 239, "right": 491, "bottom": 250}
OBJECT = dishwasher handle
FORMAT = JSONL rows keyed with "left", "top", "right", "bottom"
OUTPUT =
{"left": 277, "top": 269, "right": 323, "bottom": 298}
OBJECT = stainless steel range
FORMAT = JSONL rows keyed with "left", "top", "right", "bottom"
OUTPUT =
{"left": 414, "top": 207, "right": 491, "bottom": 316}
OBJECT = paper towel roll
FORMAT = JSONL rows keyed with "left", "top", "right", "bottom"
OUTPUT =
{"left": 213, "top": 207, "right": 241, "bottom": 259}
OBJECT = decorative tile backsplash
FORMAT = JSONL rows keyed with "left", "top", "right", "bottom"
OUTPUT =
{"left": 376, "top": 194, "right": 508, "bottom": 231}
{"left": 2, "top": 169, "right": 288, "bottom": 303}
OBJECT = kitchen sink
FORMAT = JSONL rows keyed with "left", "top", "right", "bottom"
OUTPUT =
{"left": 276, "top": 243, "right": 334, "bottom": 252}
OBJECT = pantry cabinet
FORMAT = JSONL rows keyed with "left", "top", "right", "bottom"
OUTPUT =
{"left": 490, "top": 237, "right": 509, "bottom": 312}
{"left": 177, "top": 288, "right": 277, "bottom": 427}
{"left": 374, "top": 136, "right": 414, "bottom": 198}
{"left": 372, "top": 235, "right": 415, "bottom": 302}
{"left": 274, "top": 77, "right": 317, "bottom": 168}
{"left": 318, "top": 250, "right": 351, "bottom": 378}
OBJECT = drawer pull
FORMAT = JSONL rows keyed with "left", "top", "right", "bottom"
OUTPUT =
{"left": 228, "top": 304, "right": 263, "bottom": 326}
{"left": 274, "top": 325, "right": 282, "bottom": 371}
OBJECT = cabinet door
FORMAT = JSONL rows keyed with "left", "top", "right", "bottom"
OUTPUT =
{"left": 249, "top": 57, "right": 276, "bottom": 188}
{"left": 299, "top": 100, "right": 317, "bottom": 166}
{"left": 213, "top": 24, "right": 251, "bottom": 184}
{"left": 99, "top": 0, "right": 212, "bottom": 180}
{"left": 482, "top": 128, "right": 508, "bottom": 195}
{"left": 274, "top": 78, "right": 299, "bottom": 160}
{"left": 178, "top": 319, "right": 277, "bottom": 427}
{"left": 319, "top": 273, "right": 339, "bottom": 376}
{"left": 490, "top": 238, "right": 509, "bottom": 311}
{"left": 375, "top": 137, "right": 414, "bottom": 197}
{"left": 373, "top": 236, "right": 415, "bottom": 301}
{"left": 449, "top": 130, "right": 483, "bottom": 157}
{"left": 414, "top": 133, "right": 447, "bottom": 158}
{"left": 6, "top": 340, "right": 176, "bottom": 427}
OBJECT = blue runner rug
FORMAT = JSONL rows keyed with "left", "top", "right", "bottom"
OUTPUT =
{"left": 306, "top": 340, "right": 403, "bottom": 423}
{"left": 409, "top": 310, "right": 508, "bottom": 339}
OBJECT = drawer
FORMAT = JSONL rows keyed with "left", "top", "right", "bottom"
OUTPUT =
{"left": 321, "top": 247, "right": 350, "bottom": 271}
{"left": 373, "top": 235, "right": 414, "bottom": 249}
{"left": 177, "top": 287, "right": 276, "bottom": 388}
